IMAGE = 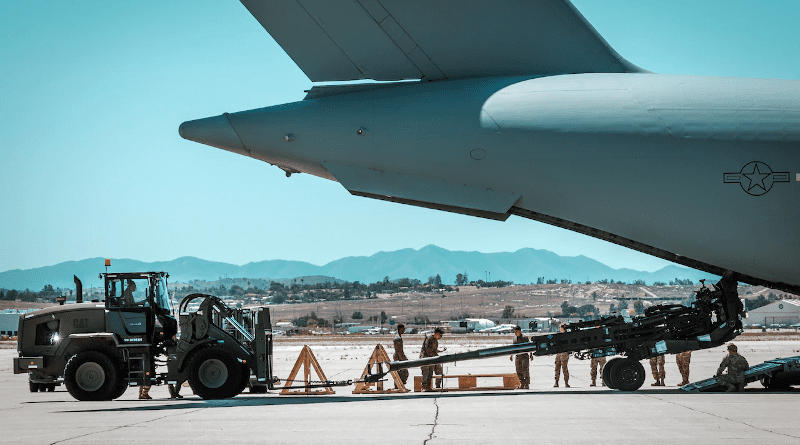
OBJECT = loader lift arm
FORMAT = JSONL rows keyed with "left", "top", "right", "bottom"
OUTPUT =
{"left": 365, "top": 273, "right": 745, "bottom": 391}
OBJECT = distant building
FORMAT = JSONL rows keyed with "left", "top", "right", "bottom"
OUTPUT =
{"left": 347, "top": 325, "right": 377, "bottom": 334}
{"left": 1, "top": 309, "right": 35, "bottom": 336}
{"left": 745, "top": 300, "right": 800, "bottom": 326}
{"left": 442, "top": 318, "right": 495, "bottom": 333}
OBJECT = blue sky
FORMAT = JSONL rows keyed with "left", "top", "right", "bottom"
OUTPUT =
{"left": 1, "top": 1, "right": 798, "bottom": 273}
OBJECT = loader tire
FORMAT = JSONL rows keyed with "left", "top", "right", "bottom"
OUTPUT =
{"left": 187, "top": 348, "right": 243, "bottom": 400}
{"left": 238, "top": 364, "right": 251, "bottom": 395}
{"left": 108, "top": 379, "right": 128, "bottom": 400}
{"left": 64, "top": 351, "right": 119, "bottom": 401}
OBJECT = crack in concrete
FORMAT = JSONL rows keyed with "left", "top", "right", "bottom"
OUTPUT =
{"left": 642, "top": 393, "right": 800, "bottom": 440}
{"left": 422, "top": 395, "right": 441, "bottom": 445}
{"left": 49, "top": 406, "right": 206, "bottom": 445}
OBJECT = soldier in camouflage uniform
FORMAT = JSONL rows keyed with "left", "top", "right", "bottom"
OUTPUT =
{"left": 676, "top": 351, "right": 692, "bottom": 386}
{"left": 393, "top": 324, "right": 409, "bottom": 385}
{"left": 509, "top": 326, "right": 533, "bottom": 389}
{"left": 420, "top": 328, "right": 444, "bottom": 391}
{"left": 590, "top": 355, "right": 606, "bottom": 387}
{"left": 716, "top": 343, "right": 749, "bottom": 392}
{"left": 649, "top": 354, "right": 666, "bottom": 386}
{"left": 554, "top": 325, "right": 570, "bottom": 387}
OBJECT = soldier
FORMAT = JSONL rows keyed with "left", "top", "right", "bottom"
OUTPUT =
{"left": 554, "top": 325, "right": 570, "bottom": 387}
{"left": 716, "top": 343, "right": 749, "bottom": 392}
{"left": 590, "top": 355, "right": 606, "bottom": 387}
{"left": 420, "top": 328, "right": 444, "bottom": 392}
{"left": 509, "top": 326, "right": 533, "bottom": 389}
{"left": 393, "top": 324, "right": 409, "bottom": 385}
{"left": 649, "top": 354, "right": 666, "bottom": 386}
{"left": 676, "top": 351, "right": 692, "bottom": 386}
{"left": 122, "top": 279, "right": 137, "bottom": 307}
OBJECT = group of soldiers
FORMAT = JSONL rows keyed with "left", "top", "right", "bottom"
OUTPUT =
{"left": 393, "top": 323, "right": 749, "bottom": 392}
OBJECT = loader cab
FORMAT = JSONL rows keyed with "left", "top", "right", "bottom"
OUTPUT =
{"left": 103, "top": 272, "right": 175, "bottom": 344}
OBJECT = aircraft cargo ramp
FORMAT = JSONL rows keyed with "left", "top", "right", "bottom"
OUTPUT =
{"left": 681, "top": 356, "right": 800, "bottom": 392}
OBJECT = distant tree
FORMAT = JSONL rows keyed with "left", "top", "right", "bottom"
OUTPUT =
{"left": 632, "top": 279, "right": 646, "bottom": 286}
{"left": 560, "top": 301, "right": 579, "bottom": 317}
{"left": 0, "top": 290, "right": 4, "bottom": 300}
{"left": 352, "top": 311, "right": 363, "bottom": 320}
{"left": 383, "top": 276, "right": 390, "bottom": 284}
{"left": 536, "top": 277, "right": 545, "bottom": 285}
{"left": 502, "top": 305, "right": 515, "bottom": 319}
{"left": 617, "top": 300, "right": 629, "bottom": 311}
{"left": 577, "top": 304, "right": 599, "bottom": 319}
{"left": 633, "top": 300, "right": 645, "bottom": 315}
{"left": 609, "top": 303, "right": 617, "bottom": 313}
{"left": 598, "top": 279, "right": 608, "bottom": 284}
{"left": 380, "top": 311, "right": 388, "bottom": 324}
{"left": 41, "top": 284, "right": 55, "bottom": 295}
{"left": 6, "top": 289, "right": 19, "bottom": 301}
{"left": 272, "top": 293, "right": 286, "bottom": 304}
{"left": 653, "top": 281, "right": 666, "bottom": 286}
{"left": 546, "top": 279, "right": 558, "bottom": 284}
{"left": 455, "top": 273, "right": 468, "bottom": 286}
{"left": 269, "top": 282, "right": 285, "bottom": 293}
{"left": 591, "top": 291, "right": 598, "bottom": 301}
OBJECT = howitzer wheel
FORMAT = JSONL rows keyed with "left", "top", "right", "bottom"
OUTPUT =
{"left": 64, "top": 351, "right": 119, "bottom": 401}
{"left": 187, "top": 348, "right": 243, "bottom": 400}
{"left": 602, "top": 358, "right": 622, "bottom": 389}
{"left": 609, "top": 358, "right": 645, "bottom": 391}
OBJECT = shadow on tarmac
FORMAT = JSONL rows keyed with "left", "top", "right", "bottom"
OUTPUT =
{"left": 46, "top": 386, "right": 797, "bottom": 414}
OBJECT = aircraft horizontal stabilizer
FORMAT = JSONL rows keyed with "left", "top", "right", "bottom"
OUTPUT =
{"left": 241, "top": 0, "right": 643, "bottom": 82}
{"left": 323, "top": 163, "right": 520, "bottom": 221}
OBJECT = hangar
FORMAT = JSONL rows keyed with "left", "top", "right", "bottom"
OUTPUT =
{"left": 745, "top": 300, "right": 800, "bottom": 326}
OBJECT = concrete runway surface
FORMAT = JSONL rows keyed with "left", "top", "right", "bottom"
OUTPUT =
{"left": 1, "top": 339, "right": 798, "bottom": 445}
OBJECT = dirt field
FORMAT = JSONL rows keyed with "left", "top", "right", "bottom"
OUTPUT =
{"left": 267, "top": 283, "right": 778, "bottom": 325}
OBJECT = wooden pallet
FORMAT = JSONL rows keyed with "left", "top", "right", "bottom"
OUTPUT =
{"left": 352, "top": 344, "right": 410, "bottom": 394}
{"left": 414, "top": 373, "right": 520, "bottom": 392}
{"left": 280, "top": 345, "right": 335, "bottom": 395}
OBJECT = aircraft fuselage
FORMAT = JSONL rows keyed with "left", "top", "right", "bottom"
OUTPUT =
{"left": 180, "top": 74, "right": 800, "bottom": 293}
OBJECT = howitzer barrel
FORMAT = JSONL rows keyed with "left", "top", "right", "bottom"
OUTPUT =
{"left": 388, "top": 342, "right": 539, "bottom": 373}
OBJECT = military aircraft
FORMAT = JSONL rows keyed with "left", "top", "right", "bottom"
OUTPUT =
{"left": 180, "top": 0, "right": 800, "bottom": 295}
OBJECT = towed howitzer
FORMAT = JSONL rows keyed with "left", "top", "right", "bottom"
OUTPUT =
{"left": 366, "top": 272, "right": 745, "bottom": 391}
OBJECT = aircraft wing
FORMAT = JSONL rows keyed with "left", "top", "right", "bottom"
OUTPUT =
{"left": 240, "top": 0, "right": 643, "bottom": 82}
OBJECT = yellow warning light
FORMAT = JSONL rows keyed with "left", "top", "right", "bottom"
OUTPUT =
{"left": 242, "top": 359, "right": 246, "bottom": 364}
{"left": 105, "top": 259, "right": 111, "bottom": 267}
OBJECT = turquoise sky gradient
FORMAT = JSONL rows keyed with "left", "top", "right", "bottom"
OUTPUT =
{"left": 1, "top": 1, "right": 798, "bottom": 273}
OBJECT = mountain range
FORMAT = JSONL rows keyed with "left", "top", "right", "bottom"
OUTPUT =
{"left": 0, "top": 245, "right": 716, "bottom": 291}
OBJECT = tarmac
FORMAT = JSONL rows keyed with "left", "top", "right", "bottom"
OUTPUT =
{"left": 1, "top": 339, "right": 799, "bottom": 444}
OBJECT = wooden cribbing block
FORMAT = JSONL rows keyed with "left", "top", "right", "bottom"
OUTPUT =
{"left": 414, "top": 374, "right": 520, "bottom": 392}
